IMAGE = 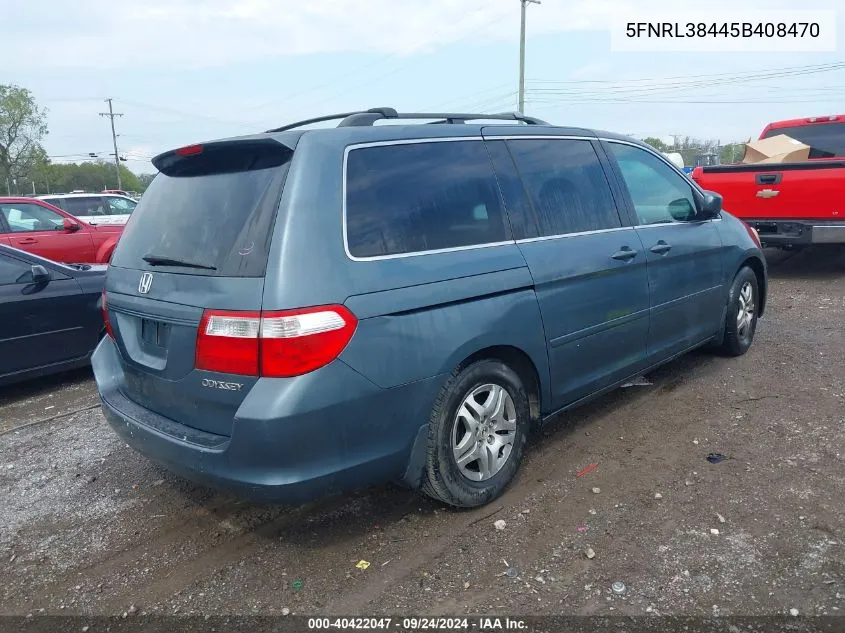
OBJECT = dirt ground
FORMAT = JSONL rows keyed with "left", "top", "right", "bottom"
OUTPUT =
{"left": 2, "top": 246, "right": 844, "bottom": 619}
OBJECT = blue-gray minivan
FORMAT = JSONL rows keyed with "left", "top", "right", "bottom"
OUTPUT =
{"left": 92, "top": 108, "right": 767, "bottom": 508}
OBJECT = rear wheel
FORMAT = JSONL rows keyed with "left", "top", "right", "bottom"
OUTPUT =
{"left": 422, "top": 360, "right": 530, "bottom": 508}
{"left": 719, "top": 266, "right": 759, "bottom": 356}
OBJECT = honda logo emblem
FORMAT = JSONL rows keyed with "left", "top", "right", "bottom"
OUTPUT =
{"left": 138, "top": 272, "right": 153, "bottom": 294}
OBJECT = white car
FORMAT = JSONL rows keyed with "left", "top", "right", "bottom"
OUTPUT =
{"left": 37, "top": 193, "right": 138, "bottom": 226}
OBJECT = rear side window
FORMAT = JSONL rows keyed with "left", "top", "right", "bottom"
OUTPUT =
{"left": 61, "top": 197, "right": 109, "bottom": 218}
{"left": 41, "top": 197, "right": 65, "bottom": 210}
{"left": 762, "top": 122, "right": 845, "bottom": 159}
{"left": 507, "top": 139, "right": 621, "bottom": 237}
{"left": 345, "top": 140, "right": 508, "bottom": 258}
{"left": 485, "top": 141, "right": 538, "bottom": 241}
{"left": 111, "top": 141, "right": 291, "bottom": 277}
{"left": 106, "top": 196, "right": 137, "bottom": 212}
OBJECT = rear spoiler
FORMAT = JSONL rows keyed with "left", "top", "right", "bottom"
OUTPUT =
{"left": 153, "top": 138, "right": 293, "bottom": 177}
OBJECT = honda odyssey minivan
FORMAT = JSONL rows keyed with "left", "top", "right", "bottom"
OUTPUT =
{"left": 93, "top": 108, "right": 767, "bottom": 508}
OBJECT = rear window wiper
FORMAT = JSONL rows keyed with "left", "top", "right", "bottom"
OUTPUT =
{"left": 142, "top": 254, "right": 217, "bottom": 270}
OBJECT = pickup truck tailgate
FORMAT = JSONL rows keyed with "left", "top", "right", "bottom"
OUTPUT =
{"left": 693, "top": 162, "right": 845, "bottom": 221}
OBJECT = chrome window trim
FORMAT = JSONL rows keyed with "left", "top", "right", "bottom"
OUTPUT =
{"left": 515, "top": 226, "right": 632, "bottom": 244}
{"left": 342, "top": 137, "right": 517, "bottom": 262}
{"left": 634, "top": 219, "right": 722, "bottom": 230}
{"left": 483, "top": 135, "right": 594, "bottom": 141}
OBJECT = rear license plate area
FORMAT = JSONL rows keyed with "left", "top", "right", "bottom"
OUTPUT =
{"left": 141, "top": 318, "right": 170, "bottom": 347}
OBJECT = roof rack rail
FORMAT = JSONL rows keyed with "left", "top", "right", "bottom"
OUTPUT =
{"left": 265, "top": 108, "right": 547, "bottom": 132}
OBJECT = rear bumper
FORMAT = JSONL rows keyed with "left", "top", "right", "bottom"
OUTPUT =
{"left": 92, "top": 337, "right": 441, "bottom": 503}
{"left": 746, "top": 220, "right": 845, "bottom": 246}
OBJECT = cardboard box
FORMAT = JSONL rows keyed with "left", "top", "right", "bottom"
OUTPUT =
{"left": 741, "top": 134, "right": 811, "bottom": 164}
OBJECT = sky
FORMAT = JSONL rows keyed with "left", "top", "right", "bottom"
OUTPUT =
{"left": 1, "top": 0, "right": 844, "bottom": 176}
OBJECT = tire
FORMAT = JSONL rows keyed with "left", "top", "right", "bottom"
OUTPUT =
{"left": 421, "top": 359, "right": 530, "bottom": 508}
{"left": 719, "top": 266, "right": 759, "bottom": 357}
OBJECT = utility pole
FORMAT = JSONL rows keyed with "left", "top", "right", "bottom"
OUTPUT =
{"left": 518, "top": 0, "right": 541, "bottom": 114}
{"left": 100, "top": 98, "right": 124, "bottom": 189}
{"left": 670, "top": 134, "right": 683, "bottom": 151}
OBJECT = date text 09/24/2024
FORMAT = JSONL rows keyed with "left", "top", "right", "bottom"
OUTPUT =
{"left": 307, "top": 617, "right": 528, "bottom": 630}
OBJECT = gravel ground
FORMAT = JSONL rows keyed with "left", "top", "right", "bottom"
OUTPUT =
{"left": 1, "top": 246, "right": 843, "bottom": 619}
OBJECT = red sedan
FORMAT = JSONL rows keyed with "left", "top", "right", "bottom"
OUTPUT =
{"left": 0, "top": 197, "right": 123, "bottom": 264}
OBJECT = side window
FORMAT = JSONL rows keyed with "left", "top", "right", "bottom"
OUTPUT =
{"left": 107, "top": 197, "right": 137, "bottom": 212}
{"left": 63, "top": 197, "right": 108, "bottom": 218}
{"left": 345, "top": 140, "right": 508, "bottom": 258}
{"left": 0, "top": 203, "right": 65, "bottom": 233}
{"left": 0, "top": 253, "right": 33, "bottom": 285}
{"left": 507, "top": 139, "right": 621, "bottom": 236}
{"left": 42, "top": 198, "right": 65, "bottom": 210}
{"left": 485, "top": 141, "right": 538, "bottom": 240}
{"left": 608, "top": 143, "right": 699, "bottom": 225}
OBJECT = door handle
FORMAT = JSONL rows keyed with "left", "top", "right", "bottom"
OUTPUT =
{"left": 16, "top": 238, "right": 38, "bottom": 244}
{"left": 650, "top": 241, "right": 672, "bottom": 255}
{"left": 611, "top": 247, "right": 638, "bottom": 261}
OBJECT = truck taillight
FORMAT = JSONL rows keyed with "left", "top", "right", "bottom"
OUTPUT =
{"left": 195, "top": 305, "right": 357, "bottom": 377}
{"left": 102, "top": 291, "right": 115, "bottom": 339}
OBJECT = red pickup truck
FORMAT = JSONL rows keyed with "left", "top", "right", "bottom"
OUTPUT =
{"left": 0, "top": 197, "right": 122, "bottom": 264}
{"left": 692, "top": 115, "right": 845, "bottom": 248}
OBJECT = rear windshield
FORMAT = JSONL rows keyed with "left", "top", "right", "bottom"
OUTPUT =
{"left": 111, "top": 141, "right": 291, "bottom": 277}
{"left": 762, "top": 122, "right": 845, "bottom": 159}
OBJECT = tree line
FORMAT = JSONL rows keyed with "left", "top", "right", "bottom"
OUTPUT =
{"left": 0, "top": 84, "right": 155, "bottom": 196}
{"left": 641, "top": 136, "right": 747, "bottom": 167}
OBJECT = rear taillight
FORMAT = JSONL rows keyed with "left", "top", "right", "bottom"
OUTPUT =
{"left": 195, "top": 305, "right": 357, "bottom": 377}
{"left": 742, "top": 221, "right": 762, "bottom": 248}
{"left": 196, "top": 310, "right": 261, "bottom": 375}
{"left": 102, "top": 291, "right": 115, "bottom": 339}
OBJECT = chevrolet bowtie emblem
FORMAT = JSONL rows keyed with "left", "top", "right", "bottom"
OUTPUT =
{"left": 756, "top": 189, "right": 780, "bottom": 199}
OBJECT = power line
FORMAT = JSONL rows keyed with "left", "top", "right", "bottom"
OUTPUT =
{"left": 526, "top": 61, "right": 845, "bottom": 86}
{"left": 115, "top": 99, "right": 253, "bottom": 129}
{"left": 460, "top": 91, "right": 519, "bottom": 113}
{"left": 248, "top": 1, "right": 514, "bottom": 124}
{"left": 425, "top": 82, "right": 514, "bottom": 111}
{"left": 526, "top": 97, "right": 845, "bottom": 106}
{"left": 524, "top": 62, "right": 845, "bottom": 101}
{"left": 99, "top": 98, "right": 124, "bottom": 189}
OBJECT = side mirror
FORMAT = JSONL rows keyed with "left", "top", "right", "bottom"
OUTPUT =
{"left": 698, "top": 190, "right": 723, "bottom": 220}
{"left": 31, "top": 265, "right": 51, "bottom": 284}
{"left": 63, "top": 218, "right": 81, "bottom": 232}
